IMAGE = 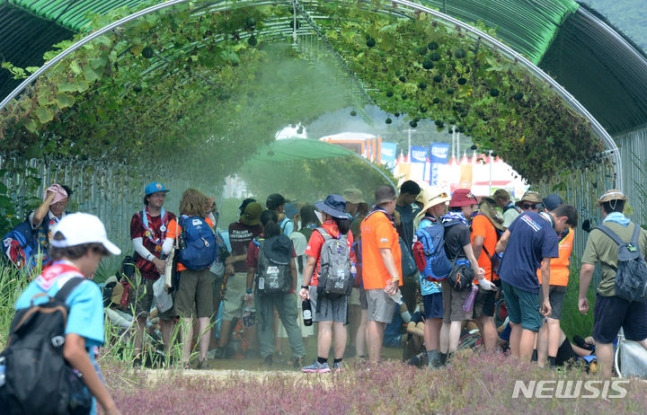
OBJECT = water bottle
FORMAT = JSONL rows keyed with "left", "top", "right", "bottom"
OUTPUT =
{"left": 0, "top": 357, "right": 5, "bottom": 387}
{"left": 242, "top": 304, "right": 256, "bottom": 328}
{"left": 462, "top": 285, "right": 479, "bottom": 312}
{"left": 389, "top": 290, "right": 403, "bottom": 305}
{"left": 302, "top": 299, "right": 313, "bottom": 326}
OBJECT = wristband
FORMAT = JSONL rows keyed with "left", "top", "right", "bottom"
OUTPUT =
{"left": 301, "top": 285, "right": 309, "bottom": 290}
{"left": 246, "top": 288, "right": 253, "bottom": 294}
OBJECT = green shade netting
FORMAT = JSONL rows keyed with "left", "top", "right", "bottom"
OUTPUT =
{"left": 9, "top": 0, "right": 578, "bottom": 63}
{"left": 419, "top": 0, "right": 579, "bottom": 64}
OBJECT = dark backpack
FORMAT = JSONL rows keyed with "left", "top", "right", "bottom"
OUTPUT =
{"left": 178, "top": 215, "right": 218, "bottom": 271}
{"left": 316, "top": 227, "right": 352, "bottom": 298}
{"left": 2, "top": 220, "right": 38, "bottom": 269}
{"left": 415, "top": 221, "right": 460, "bottom": 282}
{"left": 255, "top": 237, "right": 292, "bottom": 294}
{"left": 0, "top": 278, "right": 92, "bottom": 415}
{"left": 597, "top": 224, "right": 647, "bottom": 303}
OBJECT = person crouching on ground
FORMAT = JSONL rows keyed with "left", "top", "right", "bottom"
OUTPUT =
{"left": 15, "top": 213, "right": 122, "bottom": 415}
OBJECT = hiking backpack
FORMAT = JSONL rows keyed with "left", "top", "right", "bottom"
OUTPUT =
{"left": 2, "top": 220, "right": 38, "bottom": 269}
{"left": 415, "top": 221, "right": 461, "bottom": 282}
{"left": 178, "top": 215, "right": 218, "bottom": 271}
{"left": 316, "top": 227, "right": 353, "bottom": 298}
{"left": 0, "top": 277, "right": 92, "bottom": 415}
{"left": 597, "top": 224, "right": 647, "bottom": 303}
{"left": 255, "top": 238, "right": 292, "bottom": 294}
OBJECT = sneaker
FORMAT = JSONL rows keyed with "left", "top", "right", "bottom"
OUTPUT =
{"left": 196, "top": 358, "right": 208, "bottom": 370}
{"left": 133, "top": 356, "right": 143, "bottom": 369}
{"left": 263, "top": 355, "right": 273, "bottom": 368}
{"left": 301, "top": 361, "right": 331, "bottom": 373}
{"left": 332, "top": 361, "right": 344, "bottom": 372}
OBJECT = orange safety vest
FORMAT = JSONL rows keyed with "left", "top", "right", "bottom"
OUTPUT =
{"left": 537, "top": 228, "right": 574, "bottom": 286}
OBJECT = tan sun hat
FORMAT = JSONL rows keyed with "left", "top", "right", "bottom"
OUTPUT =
{"left": 415, "top": 186, "right": 450, "bottom": 225}
{"left": 479, "top": 197, "right": 505, "bottom": 231}
{"left": 416, "top": 186, "right": 450, "bottom": 212}
{"left": 342, "top": 188, "right": 366, "bottom": 204}
{"left": 596, "top": 189, "right": 627, "bottom": 205}
{"left": 515, "top": 191, "right": 542, "bottom": 207}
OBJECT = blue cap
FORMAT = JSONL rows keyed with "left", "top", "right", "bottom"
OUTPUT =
{"left": 543, "top": 194, "right": 563, "bottom": 212}
{"left": 145, "top": 182, "right": 170, "bottom": 196}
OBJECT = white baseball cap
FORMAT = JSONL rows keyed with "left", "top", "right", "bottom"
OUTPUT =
{"left": 49, "top": 213, "right": 121, "bottom": 255}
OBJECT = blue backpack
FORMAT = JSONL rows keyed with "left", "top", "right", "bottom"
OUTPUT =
{"left": 2, "top": 220, "right": 38, "bottom": 269}
{"left": 178, "top": 215, "right": 218, "bottom": 271}
{"left": 415, "top": 220, "right": 460, "bottom": 281}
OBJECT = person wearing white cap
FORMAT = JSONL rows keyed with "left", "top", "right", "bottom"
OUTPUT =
{"left": 578, "top": 189, "right": 647, "bottom": 377}
{"left": 14, "top": 213, "right": 122, "bottom": 415}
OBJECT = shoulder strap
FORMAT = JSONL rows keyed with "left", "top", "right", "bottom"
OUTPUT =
{"left": 596, "top": 224, "right": 626, "bottom": 246}
{"left": 630, "top": 223, "right": 641, "bottom": 246}
{"left": 54, "top": 277, "right": 86, "bottom": 302}
{"left": 316, "top": 227, "right": 330, "bottom": 240}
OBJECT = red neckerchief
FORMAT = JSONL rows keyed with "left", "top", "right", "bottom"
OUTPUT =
{"left": 36, "top": 261, "right": 83, "bottom": 290}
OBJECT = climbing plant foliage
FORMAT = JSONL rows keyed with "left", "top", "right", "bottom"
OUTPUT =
{"left": 0, "top": 0, "right": 607, "bottom": 183}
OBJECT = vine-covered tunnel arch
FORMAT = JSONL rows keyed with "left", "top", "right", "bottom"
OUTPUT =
{"left": 0, "top": 0, "right": 623, "bottom": 185}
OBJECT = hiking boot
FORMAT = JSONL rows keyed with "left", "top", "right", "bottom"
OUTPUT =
{"left": 263, "top": 355, "right": 273, "bottom": 368}
{"left": 301, "top": 361, "right": 331, "bottom": 374}
{"left": 427, "top": 351, "right": 442, "bottom": 370}
{"left": 332, "top": 361, "right": 345, "bottom": 372}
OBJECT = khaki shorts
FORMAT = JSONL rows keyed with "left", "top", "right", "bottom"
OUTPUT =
{"left": 222, "top": 272, "right": 246, "bottom": 320}
{"left": 174, "top": 268, "right": 213, "bottom": 318}
{"left": 441, "top": 280, "right": 473, "bottom": 322}
{"left": 366, "top": 289, "right": 398, "bottom": 324}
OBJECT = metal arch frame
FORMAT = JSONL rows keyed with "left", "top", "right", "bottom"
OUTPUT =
{"left": 0, "top": 0, "right": 621, "bottom": 188}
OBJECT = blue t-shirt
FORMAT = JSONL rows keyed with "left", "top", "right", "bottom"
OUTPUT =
{"left": 498, "top": 212, "right": 559, "bottom": 293}
{"left": 280, "top": 217, "right": 294, "bottom": 237}
{"left": 16, "top": 270, "right": 105, "bottom": 414}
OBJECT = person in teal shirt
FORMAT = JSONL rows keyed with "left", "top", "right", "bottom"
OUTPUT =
{"left": 16, "top": 213, "right": 122, "bottom": 415}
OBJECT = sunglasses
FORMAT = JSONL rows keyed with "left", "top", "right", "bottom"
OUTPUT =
{"left": 522, "top": 203, "right": 538, "bottom": 210}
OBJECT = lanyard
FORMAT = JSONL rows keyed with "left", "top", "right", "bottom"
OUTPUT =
{"left": 141, "top": 208, "right": 168, "bottom": 245}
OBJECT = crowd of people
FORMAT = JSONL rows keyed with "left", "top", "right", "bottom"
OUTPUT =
{"left": 7, "top": 179, "right": 647, "bottom": 413}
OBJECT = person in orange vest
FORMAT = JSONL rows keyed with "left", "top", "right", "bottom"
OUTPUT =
{"left": 535, "top": 194, "right": 574, "bottom": 368}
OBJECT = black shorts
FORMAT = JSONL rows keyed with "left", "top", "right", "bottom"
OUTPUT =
{"left": 473, "top": 289, "right": 496, "bottom": 318}
{"left": 593, "top": 294, "right": 647, "bottom": 344}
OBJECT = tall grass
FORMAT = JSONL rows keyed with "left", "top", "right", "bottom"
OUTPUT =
{"left": 102, "top": 349, "right": 647, "bottom": 414}
{"left": 0, "top": 265, "right": 31, "bottom": 348}
{"left": 561, "top": 255, "right": 595, "bottom": 338}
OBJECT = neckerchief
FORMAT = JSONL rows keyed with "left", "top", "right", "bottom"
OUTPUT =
{"left": 441, "top": 211, "right": 468, "bottom": 226}
{"left": 36, "top": 260, "right": 83, "bottom": 290}
{"left": 141, "top": 207, "right": 168, "bottom": 245}
{"left": 603, "top": 212, "right": 631, "bottom": 226}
